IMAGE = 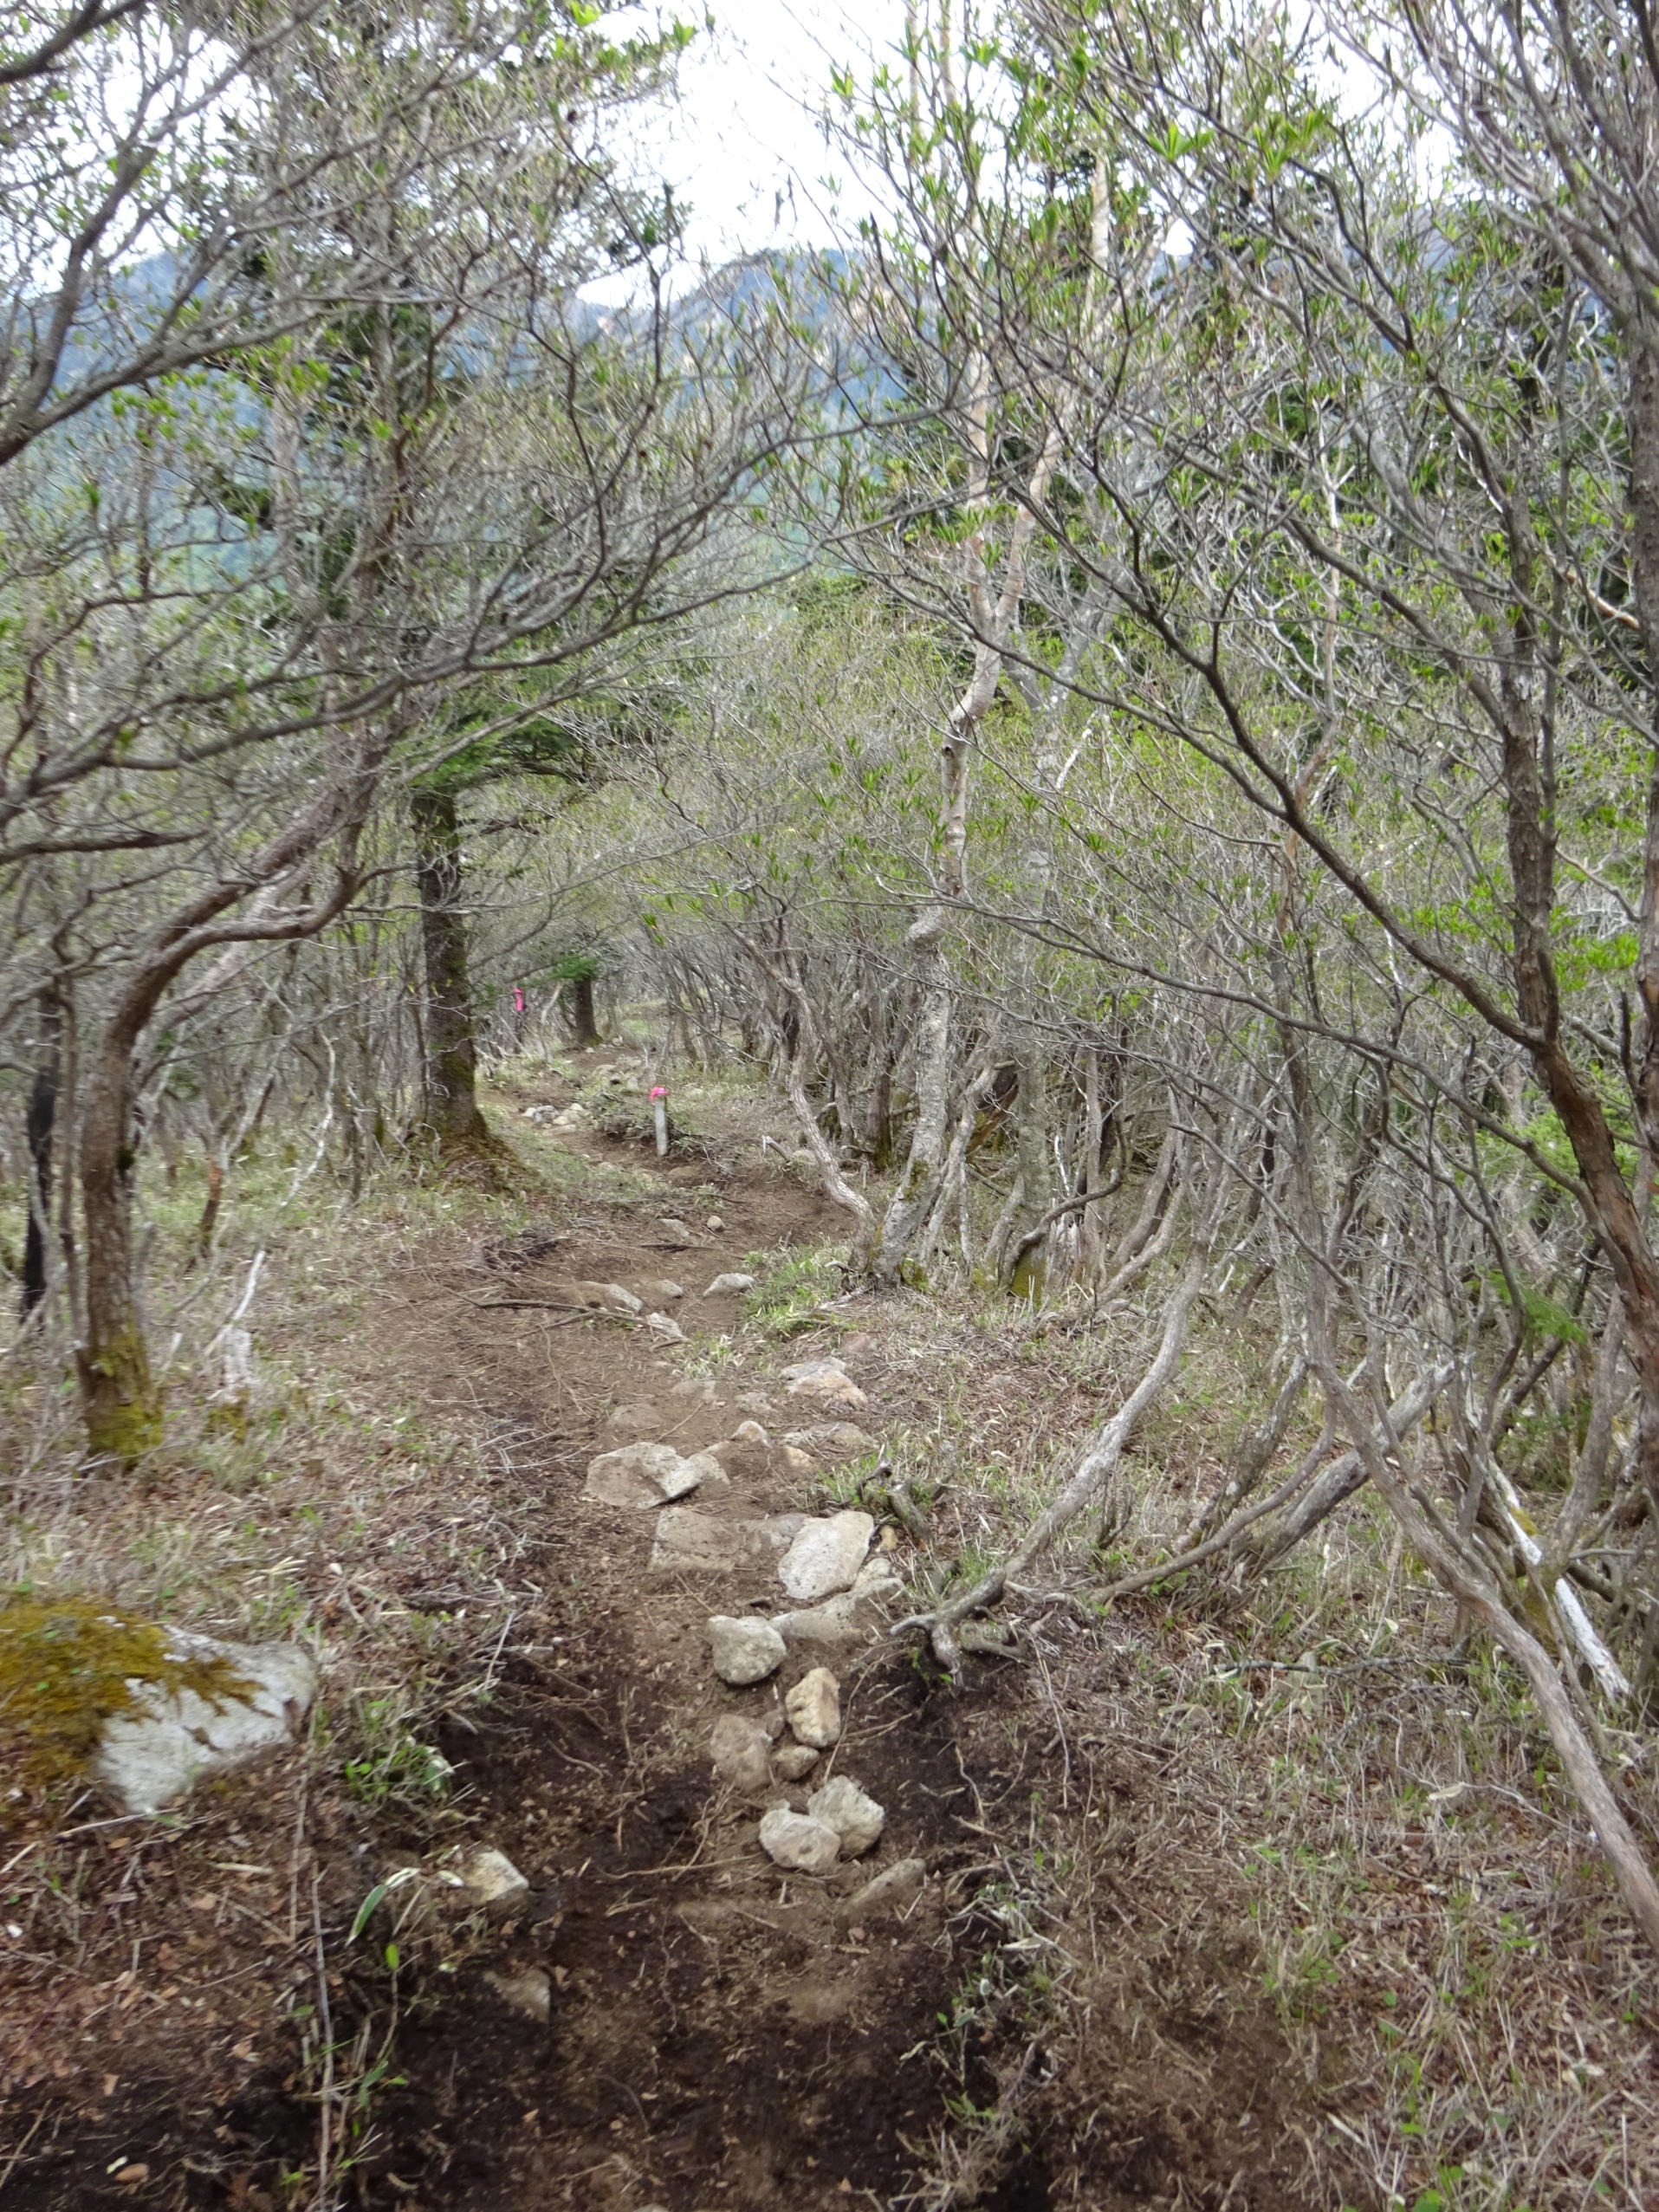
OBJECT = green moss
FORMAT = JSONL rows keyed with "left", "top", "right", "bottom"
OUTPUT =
{"left": 0, "top": 1593, "right": 253, "bottom": 1790}
{"left": 83, "top": 1395, "right": 165, "bottom": 1463}
{"left": 77, "top": 1329, "right": 165, "bottom": 1463}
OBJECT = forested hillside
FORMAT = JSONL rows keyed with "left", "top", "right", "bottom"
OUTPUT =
{"left": 4, "top": 4, "right": 1659, "bottom": 2209}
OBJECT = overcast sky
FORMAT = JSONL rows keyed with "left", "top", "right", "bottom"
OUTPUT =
{"left": 586, "top": 0, "right": 910, "bottom": 296}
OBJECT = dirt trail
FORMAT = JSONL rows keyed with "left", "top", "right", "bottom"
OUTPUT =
{"left": 357, "top": 1114, "right": 996, "bottom": 2210}
{"left": 2, "top": 1074, "right": 1346, "bottom": 2211}
{"left": 340, "top": 1087, "right": 1334, "bottom": 2212}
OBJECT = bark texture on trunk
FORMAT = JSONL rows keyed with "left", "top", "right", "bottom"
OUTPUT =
{"left": 564, "top": 970, "right": 601, "bottom": 1049}
{"left": 412, "top": 784, "right": 491, "bottom": 1145}
{"left": 1005, "top": 1037, "right": 1051, "bottom": 1297}
{"left": 76, "top": 1026, "right": 163, "bottom": 1463}
{"left": 21, "top": 984, "right": 62, "bottom": 1320}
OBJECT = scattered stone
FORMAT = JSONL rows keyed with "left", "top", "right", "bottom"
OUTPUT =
{"left": 600, "top": 1398, "right": 664, "bottom": 1442}
{"left": 757, "top": 1805, "right": 840, "bottom": 1876}
{"left": 706, "top": 1214, "right": 726, "bottom": 1231}
{"left": 484, "top": 1966, "right": 551, "bottom": 2021}
{"left": 777, "top": 1445, "right": 814, "bottom": 1479}
{"left": 706, "top": 1437, "right": 767, "bottom": 1479}
{"left": 784, "top": 1666, "right": 841, "bottom": 1748}
{"left": 521, "top": 1104, "right": 561, "bottom": 1124}
{"left": 710, "top": 1714, "right": 774, "bottom": 1794}
{"left": 736, "top": 1391, "right": 774, "bottom": 1416}
{"left": 837, "top": 1857, "right": 926, "bottom": 1925}
{"left": 657, "top": 1218, "right": 695, "bottom": 1247}
{"left": 459, "top": 1845, "right": 530, "bottom": 1918}
{"left": 573, "top": 1280, "right": 643, "bottom": 1314}
{"left": 549, "top": 1103, "right": 587, "bottom": 1130}
{"left": 649, "top": 1509, "right": 804, "bottom": 1575}
{"left": 782, "top": 1422, "right": 871, "bottom": 1462}
{"left": 773, "top": 1560, "right": 904, "bottom": 1650}
{"left": 645, "top": 1311, "right": 685, "bottom": 1343}
{"left": 777, "top": 1511, "right": 874, "bottom": 1603}
{"left": 703, "top": 1272, "right": 755, "bottom": 1297}
{"left": 772, "top": 1741, "right": 820, "bottom": 1782}
{"left": 708, "top": 1614, "right": 787, "bottom": 1685}
{"left": 90, "top": 1631, "right": 317, "bottom": 1815}
{"left": 670, "top": 1377, "right": 716, "bottom": 1404}
{"left": 732, "top": 1418, "right": 768, "bottom": 1444}
{"left": 783, "top": 1357, "right": 869, "bottom": 1410}
{"left": 679, "top": 1449, "right": 731, "bottom": 1490}
{"left": 641, "top": 1278, "right": 684, "bottom": 1302}
{"left": 582, "top": 1441, "right": 703, "bottom": 1509}
{"left": 809, "top": 1774, "right": 885, "bottom": 1857}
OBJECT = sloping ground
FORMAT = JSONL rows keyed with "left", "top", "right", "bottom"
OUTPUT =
{"left": 1, "top": 1079, "right": 1357, "bottom": 2210}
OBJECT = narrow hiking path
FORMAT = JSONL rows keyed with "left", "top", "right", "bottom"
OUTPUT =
{"left": 1, "top": 1067, "right": 1363, "bottom": 2212}
{"left": 330, "top": 1071, "right": 1347, "bottom": 2212}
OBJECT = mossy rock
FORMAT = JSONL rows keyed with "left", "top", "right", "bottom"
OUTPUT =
{"left": 0, "top": 1593, "right": 255, "bottom": 1796}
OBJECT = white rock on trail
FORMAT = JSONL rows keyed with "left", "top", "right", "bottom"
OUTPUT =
{"left": 707, "top": 1614, "right": 787, "bottom": 1685}
{"left": 703, "top": 1272, "right": 755, "bottom": 1297}
{"left": 679, "top": 1449, "right": 731, "bottom": 1490}
{"left": 93, "top": 1632, "right": 317, "bottom": 1815}
{"left": 782, "top": 1357, "right": 869, "bottom": 1410}
{"left": 573, "top": 1280, "right": 642, "bottom": 1314}
{"left": 772, "top": 1566, "right": 904, "bottom": 1651}
{"left": 657, "top": 1218, "right": 695, "bottom": 1246}
{"left": 670, "top": 1376, "right": 716, "bottom": 1404}
{"left": 485, "top": 1966, "right": 551, "bottom": 2021}
{"left": 706, "top": 1215, "right": 726, "bottom": 1231}
{"left": 809, "top": 1774, "right": 885, "bottom": 1857}
{"left": 838, "top": 1858, "right": 927, "bottom": 1926}
{"left": 777, "top": 1511, "right": 874, "bottom": 1604}
{"left": 582, "top": 1441, "right": 703, "bottom": 1509}
{"left": 649, "top": 1509, "right": 804, "bottom": 1575}
{"left": 757, "top": 1806, "right": 840, "bottom": 1876}
{"left": 710, "top": 1714, "right": 774, "bottom": 1794}
{"left": 784, "top": 1666, "right": 841, "bottom": 1748}
{"left": 782, "top": 1423, "right": 871, "bottom": 1462}
{"left": 600, "top": 1398, "right": 664, "bottom": 1442}
{"left": 731, "top": 1419, "right": 768, "bottom": 1444}
{"left": 782, "top": 1355, "right": 851, "bottom": 1382}
{"left": 772, "top": 1741, "right": 820, "bottom": 1781}
{"left": 459, "top": 1845, "right": 530, "bottom": 1917}
{"left": 645, "top": 1311, "right": 685, "bottom": 1343}
{"left": 640, "top": 1278, "right": 684, "bottom": 1303}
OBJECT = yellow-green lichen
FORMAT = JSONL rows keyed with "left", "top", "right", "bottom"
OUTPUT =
{"left": 0, "top": 1593, "right": 252, "bottom": 1792}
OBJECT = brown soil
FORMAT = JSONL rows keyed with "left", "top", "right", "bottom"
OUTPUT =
{"left": 0, "top": 1077, "right": 1355, "bottom": 2210}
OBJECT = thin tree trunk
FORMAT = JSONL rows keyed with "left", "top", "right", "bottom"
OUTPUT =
{"left": 412, "top": 784, "right": 491, "bottom": 1145}
{"left": 21, "top": 983, "right": 62, "bottom": 1320}
{"left": 76, "top": 1023, "right": 163, "bottom": 1463}
{"left": 871, "top": 386, "right": 1060, "bottom": 1288}
{"left": 1004, "top": 1035, "right": 1052, "bottom": 1297}
{"left": 565, "top": 970, "right": 601, "bottom": 1050}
